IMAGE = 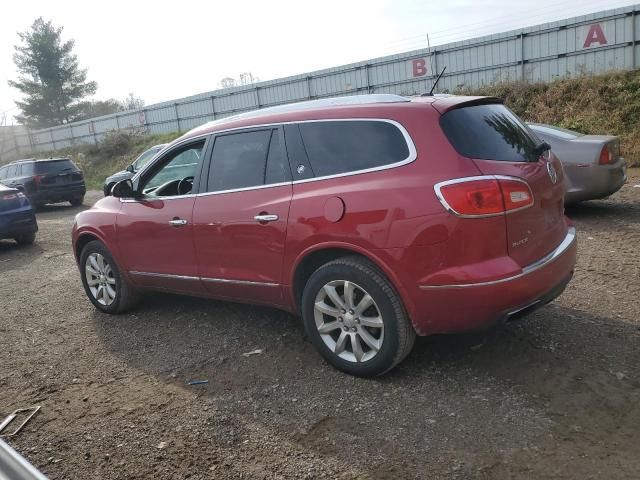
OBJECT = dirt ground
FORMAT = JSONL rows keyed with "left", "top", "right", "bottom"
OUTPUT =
{"left": 1, "top": 171, "right": 639, "bottom": 480}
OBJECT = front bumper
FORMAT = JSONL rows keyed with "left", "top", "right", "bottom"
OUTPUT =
{"left": 411, "top": 226, "right": 577, "bottom": 335}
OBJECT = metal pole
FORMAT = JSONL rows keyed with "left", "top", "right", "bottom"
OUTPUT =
{"left": 210, "top": 96, "right": 216, "bottom": 120}
{"left": 520, "top": 32, "right": 525, "bottom": 81}
{"left": 255, "top": 86, "right": 261, "bottom": 109}
{"left": 365, "top": 64, "right": 372, "bottom": 93}
{"left": 174, "top": 103, "right": 181, "bottom": 132}
{"left": 115, "top": 114, "right": 121, "bottom": 130}
{"left": 306, "top": 76, "right": 313, "bottom": 99}
{"left": 69, "top": 125, "right": 75, "bottom": 146}
{"left": 0, "top": 438, "right": 48, "bottom": 480}
{"left": 632, "top": 10, "right": 637, "bottom": 70}
{"left": 50, "top": 129, "right": 56, "bottom": 151}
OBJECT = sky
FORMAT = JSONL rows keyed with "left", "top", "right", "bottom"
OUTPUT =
{"left": 0, "top": 0, "right": 636, "bottom": 123}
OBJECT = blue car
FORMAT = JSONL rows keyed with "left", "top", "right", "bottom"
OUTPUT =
{"left": 0, "top": 183, "right": 38, "bottom": 245}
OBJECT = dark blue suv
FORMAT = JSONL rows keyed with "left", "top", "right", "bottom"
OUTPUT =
{"left": 0, "top": 158, "right": 86, "bottom": 208}
{"left": 0, "top": 183, "right": 38, "bottom": 245}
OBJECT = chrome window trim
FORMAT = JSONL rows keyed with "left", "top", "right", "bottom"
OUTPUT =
{"left": 433, "top": 175, "right": 534, "bottom": 218}
{"left": 419, "top": 226, "right": 576, "bottom": 289}
{"left": 121, "top": 118, "right": 417, "bottom": 203}
{"left": 129, "top": 271, "right": 279, "bottom": 287}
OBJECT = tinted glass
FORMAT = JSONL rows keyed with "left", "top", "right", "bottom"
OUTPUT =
{"left": 298, "top": 121, "right": 410, "bottom": 177}
{"left": 441, "top": 104, "right": 541, "bottom": 162}
{"left": 265, "top": 130, "right": 290, "bottom": 184}
{"left": 208, "top": 130, "right": 272, "bottom": 191}
{"left": 143, "top": 142, "right": 204, "bottom": 195}
{"left": 0, "top": 166, "right": 7, "bottom": 179}
{"left": 33, "top": 159, "right": 79, "bottom": 174}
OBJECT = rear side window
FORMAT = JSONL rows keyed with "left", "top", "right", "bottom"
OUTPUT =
{"left": 33, "top": 159, "right": 79, "bottom": 174}
{"left": 207, "top": 128, "right": 288, "bottom": 192}
{"left": 0, "top": 166, "right": 7, "bottom": 179}
{"left": 298, "top": 120, "right": 410, "bottom": 177}
{"left": 440, "top": 104, "right": 540, "bottom": 162}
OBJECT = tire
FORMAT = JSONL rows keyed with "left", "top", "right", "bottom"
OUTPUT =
{"left": 104, "top": 183, "right": 115, "bottom": 196}
{"left": 14, "top": 232, "right": 36, "bottom": 245}
{"left": 79, "top": 240, "right": 140, "bottom": 314}
{"left": 301, "top": 256, "right": 416, "bottom": 377}
{"left": 70, "top": 196, "right": 84, "bottom": 207}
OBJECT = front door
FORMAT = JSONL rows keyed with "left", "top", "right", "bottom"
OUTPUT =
{"left": 117, "top": 138, "right": 208, "bottom": 294}
{"left": 192, "top": 127, "right": 292, "bottom": 306}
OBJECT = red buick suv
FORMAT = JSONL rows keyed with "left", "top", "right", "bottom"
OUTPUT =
{"left": 72, "top": 94, "right": 577, "bottom": 376}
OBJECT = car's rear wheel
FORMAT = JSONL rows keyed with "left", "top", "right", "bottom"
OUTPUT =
{"left": 14, "top": 232, "right": 36, "bottom": 245}
{"left": 301, "top": 256, "right": 415, "bottom": 377}
{"left": 70, "top": 196, "right": 84, "bottom": 207}
{"left": 79, "top": 240, "right": 139, "bottom": 314}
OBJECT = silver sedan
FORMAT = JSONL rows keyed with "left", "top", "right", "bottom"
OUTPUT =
{"left": 528, "top": 123, "right": 627, "bottom": 205}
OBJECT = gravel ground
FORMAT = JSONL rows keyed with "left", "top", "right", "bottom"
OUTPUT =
{"left": 1, "top": 171, "right": 639, "bottom": 479}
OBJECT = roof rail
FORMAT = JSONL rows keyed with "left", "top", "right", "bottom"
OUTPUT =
{"left": 188, "top": 94, "right": 410, "bottom": 135}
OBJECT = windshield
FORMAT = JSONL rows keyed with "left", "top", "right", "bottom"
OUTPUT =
{"left": 133, "top": 147, "right": 161, "bottom": 170}
{"left": 440, "top": 104, "right": 542, "bottom": 162}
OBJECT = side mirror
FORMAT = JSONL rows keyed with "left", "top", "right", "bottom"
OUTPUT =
{"left": 126, "top": 164, "right": 135, "bottom": 173}
{"left": 111, "top": 179, "right": 136, "bottom": 198}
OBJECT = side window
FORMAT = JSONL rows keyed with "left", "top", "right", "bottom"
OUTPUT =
{"left": 141, "top": 141, "right": 205, "bottom": 197}
{"left": 207, "top": 129, "right": 274, "bottom": 192}
{"left": 265, "top": 130, "right": 290, "bottom": 184}
{"left": 298, "top": 120, "right": 410, "bottom": 177}
{"left": 0, "top": 166, "right": 7, "bottom": 180}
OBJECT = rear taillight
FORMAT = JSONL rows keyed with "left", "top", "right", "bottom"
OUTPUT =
{"left": 599, "top": 145, "right": 613, "bottom": 165}
{"left": 435, "top": 176, "right": 534, "bottom": 217}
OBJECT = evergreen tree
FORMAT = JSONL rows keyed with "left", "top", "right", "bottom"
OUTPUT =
{"left": 8, "top": 18, "right": 97, "bottom": 128}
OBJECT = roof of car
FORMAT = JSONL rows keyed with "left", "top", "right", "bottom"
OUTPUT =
{"left": 7, "top": 157, "right": 72, "bottom": 165}
{"left": 180, "top": 93, "right": 502, "bottom": 141}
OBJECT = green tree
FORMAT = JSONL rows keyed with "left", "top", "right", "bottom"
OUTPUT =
{"left": 8, "top": 18, "right": 97, "bottom": 128}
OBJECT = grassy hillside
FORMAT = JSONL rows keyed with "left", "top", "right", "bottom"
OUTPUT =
{"left": 456, "top": 69, "right": 640, "bottom": 166}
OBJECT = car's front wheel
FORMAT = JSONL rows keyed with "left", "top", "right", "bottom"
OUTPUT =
{"left": 302, "top": 256, "right": 415, "bottom": 377}
{"left": 79, "top": 240, "right": 139, "bottom": 313}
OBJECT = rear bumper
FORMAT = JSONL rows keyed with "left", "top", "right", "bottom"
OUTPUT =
{"left": 29, "top": 184, "right": 86, "bottom": 204}
{"left": 564, "top": 159, "right": 626, "bottom": 204}
{"left": 0, "top": 210, "right": 38, "bottom": 240}
{"left": 411, "top": 226, "right": 577, "bottom": 335}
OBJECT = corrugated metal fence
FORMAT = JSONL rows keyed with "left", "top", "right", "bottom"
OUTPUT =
{"left": 3, "top": 3, "right": 639, "bottom": 158}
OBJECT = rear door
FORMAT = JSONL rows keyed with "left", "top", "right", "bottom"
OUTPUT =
{"left": 192, "top": 127, "right": 292, "bottom": 305}
{"left": 440, "top": 103, "right": 566, "bottom": 267}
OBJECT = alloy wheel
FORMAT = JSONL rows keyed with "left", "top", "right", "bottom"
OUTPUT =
{"left": 313, "top": 280, "right": 384, "bottom": 363}
{"left": 85, "top": 252, "right": 117, "bottom": 306}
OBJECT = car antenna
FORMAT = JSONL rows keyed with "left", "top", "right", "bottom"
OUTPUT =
{"left": 422, "top": 66, "right": 446, "bottom": 96}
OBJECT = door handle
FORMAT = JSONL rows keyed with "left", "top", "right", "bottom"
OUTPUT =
{"left": 169, "top": 218, "right": 188, "bottom": 227}
{"left": 254, "top": 214, "right": 279, "bottom": 223}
